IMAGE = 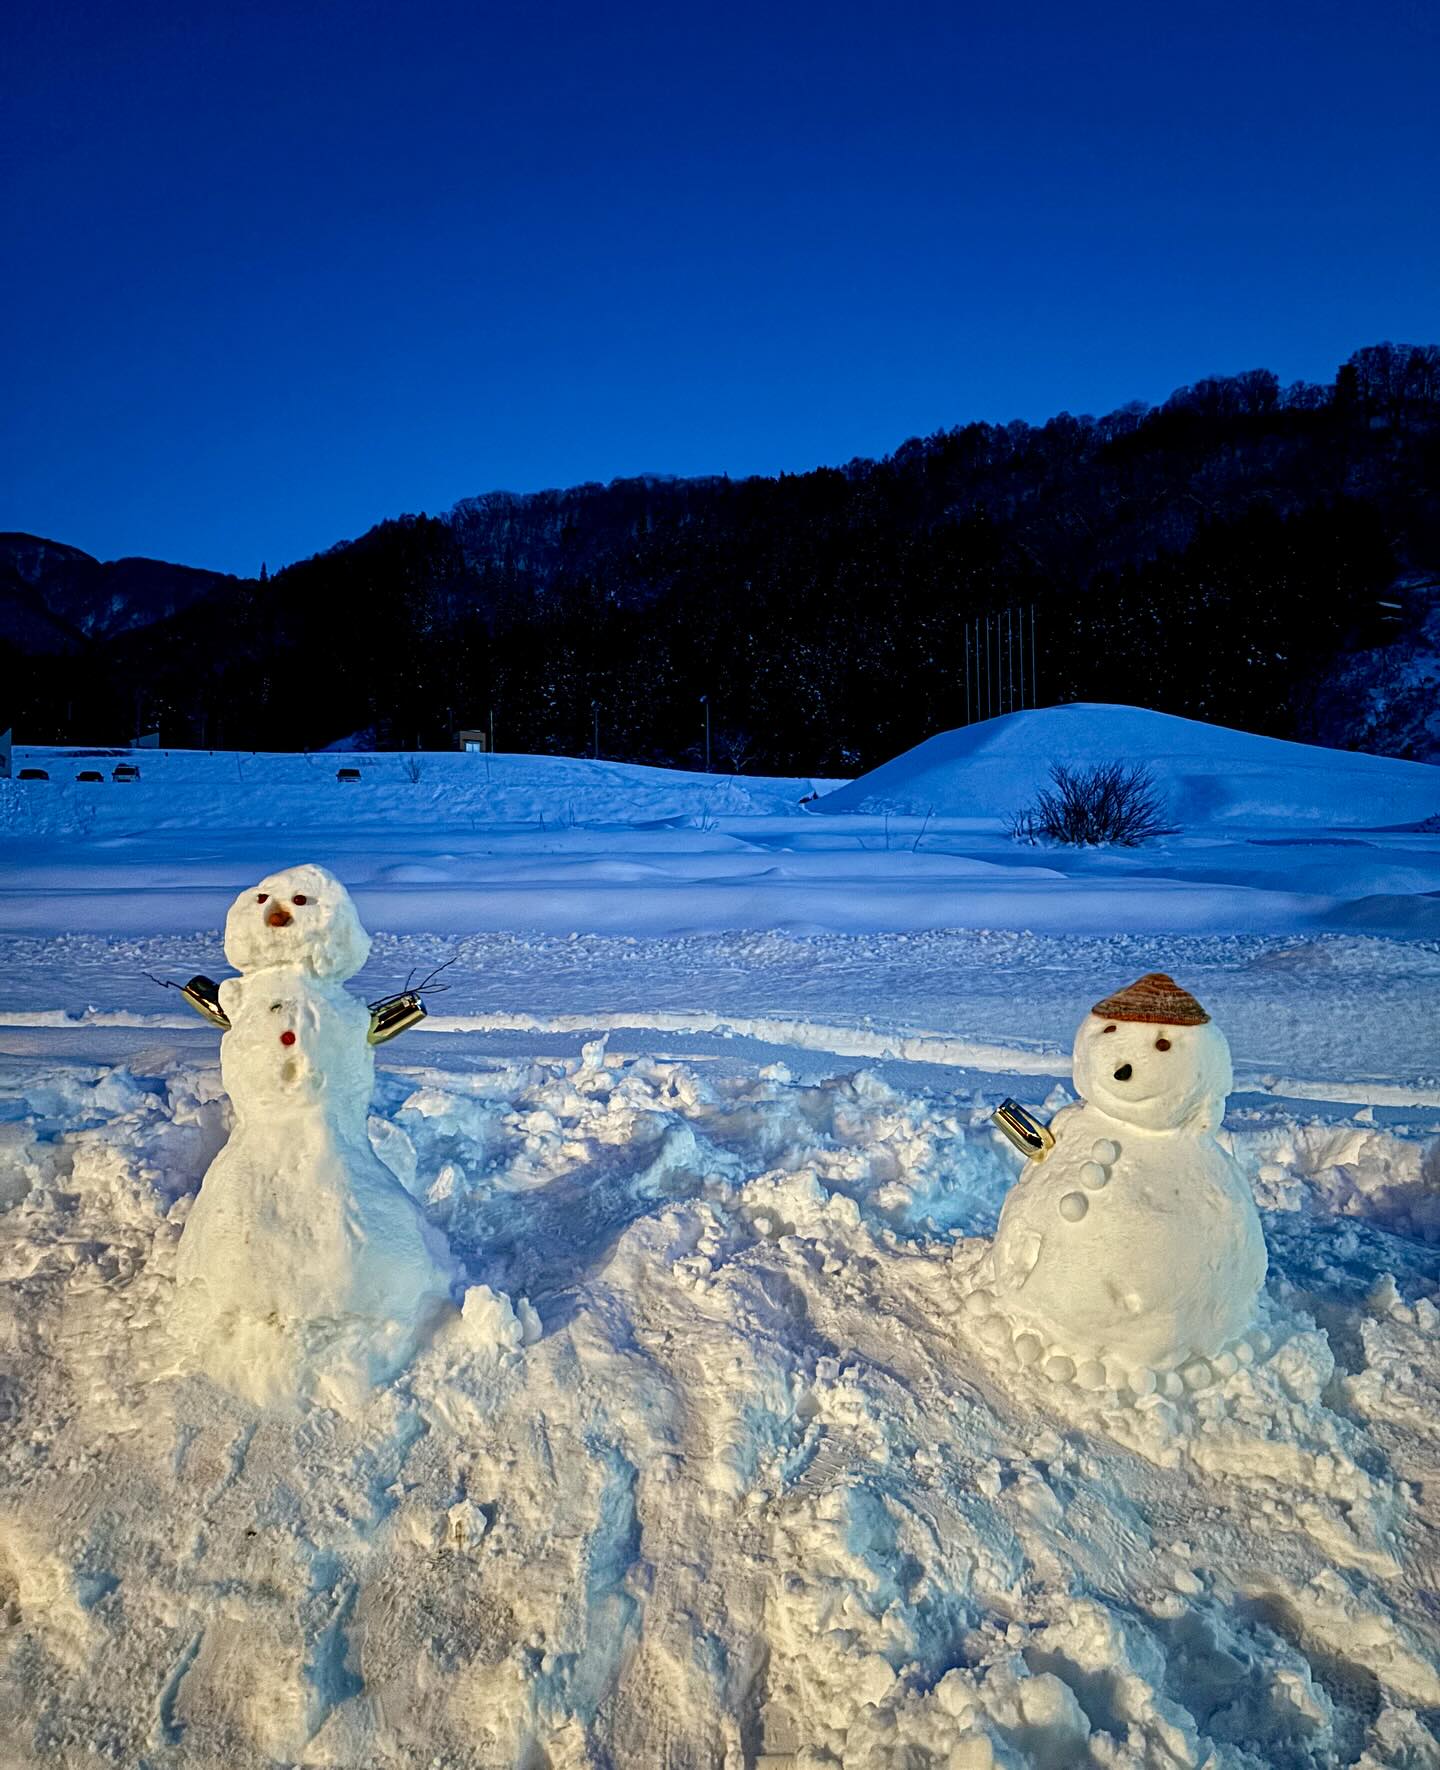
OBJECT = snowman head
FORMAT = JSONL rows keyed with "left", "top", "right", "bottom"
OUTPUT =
{"left": 222, "top": 863, "right": 371, "bottom": 981}
{"left": 1072, "top": 972, "right": 1232, "bottom": 1132}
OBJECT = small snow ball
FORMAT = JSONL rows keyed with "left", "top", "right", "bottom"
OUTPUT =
{"left": 223, "top": 863, "right": 372, "bottom": 980}
{"left": 1058, "top": 1191, "right": 1088, "bottom": 1221}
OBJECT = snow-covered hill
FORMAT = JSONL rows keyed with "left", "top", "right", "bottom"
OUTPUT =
{"left": 2, "top": 746, "right": 832, "bottom": 833}
{"left": 817, "top": 703, "right": 1440, "bottom": 828}
{"left": 1303, "top": 578, "right": 1440, "bottom": 764}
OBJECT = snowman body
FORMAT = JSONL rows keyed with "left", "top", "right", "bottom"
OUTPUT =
{"left": 174, "top": 865, "right": 455, "bottom": 1399}
{"left": 991, "top": 983, "right": 1266, "bottom": 1380}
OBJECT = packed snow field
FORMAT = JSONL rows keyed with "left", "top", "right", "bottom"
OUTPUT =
{"left": 1, "top": 707, "right": 1438, "bottom": 1768}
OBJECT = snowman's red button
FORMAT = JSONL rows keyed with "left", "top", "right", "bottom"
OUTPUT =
{"left": 280, "top": 1031, "right": 296, "bottom": 1047}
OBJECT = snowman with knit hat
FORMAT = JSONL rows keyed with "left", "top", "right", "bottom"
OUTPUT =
{"left": 172, "top": 863, "right": 458, "bottom": 1404}
{"left": 979, "top": 973, "right": 1267, "bottom": 1394}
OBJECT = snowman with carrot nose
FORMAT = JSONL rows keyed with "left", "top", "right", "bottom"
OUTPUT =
{"left": 172, "top": 864, "right": 456, "bottom": 1404}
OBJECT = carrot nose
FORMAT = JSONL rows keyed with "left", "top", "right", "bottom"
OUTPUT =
{"left": 266, "top": 905, "right": 293, "bottom": 928}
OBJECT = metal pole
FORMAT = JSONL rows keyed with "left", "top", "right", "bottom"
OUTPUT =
{"left": 1016, "top": 603, "right": 1025, "bottom": 710}
{"left": 963, "top": 622, "right": 971, "bottom": 724}
{"left": 990, "top": 615, "right": 996, "bottom": 719}
{"left": 1030, "top": 604, "right": 1038, "bottom": 707}
{"left": 701, "top": 695, "right": 710, "bottom": 772}
{"left": 592, "top": 700, "right": 599, "bottom": 760}
{"left": 985, "top": 616, "right": 992, "bottom": 719}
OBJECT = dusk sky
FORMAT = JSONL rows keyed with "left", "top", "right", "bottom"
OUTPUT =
{"left": 4, "top": 0, "right": 1437, "bottom": 576}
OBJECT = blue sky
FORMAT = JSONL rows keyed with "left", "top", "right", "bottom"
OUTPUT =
{"left": 3, "top": 0, "right": 1437, "bottom": 574}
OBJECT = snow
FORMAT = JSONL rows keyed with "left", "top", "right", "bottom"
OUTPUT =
{"left": 1, "top": 744, "right": 837, "bottom": 831}
{"left": 818, "top": 702, "right": 1440, "bottom": 828}
{"left": 1, "top": 711, "right": 1439, "bottom": 1766}
{"left": 4, "top": 721, "right": 1440, "bottom": 943}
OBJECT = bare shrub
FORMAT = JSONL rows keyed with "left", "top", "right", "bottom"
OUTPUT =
{"left": 401, "top": 755, "right": 423, "bottom": 784}
{"left": 1009, "top": 761, "right": 1172, "bottom": 846}
{"left": 717, "top": 727, "right": 756, "bottom": 772}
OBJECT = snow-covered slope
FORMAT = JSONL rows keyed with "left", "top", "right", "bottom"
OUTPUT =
{"left": 1304, "top": 579, "right": 1440, "bottom": 764}
{"left": 817, "top": 703, "right": 1440, "bottom": 828}
{"left": 4, "top": 746, "right": 833, "bottom": 833}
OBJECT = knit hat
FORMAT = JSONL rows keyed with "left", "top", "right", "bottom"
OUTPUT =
{"left": 1090, "top": 972, "right": 1210, "bottom": 1026}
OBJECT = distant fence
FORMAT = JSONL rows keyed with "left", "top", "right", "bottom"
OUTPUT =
{"left": 963, "top": 603, "right": 1037, "bottom": 723}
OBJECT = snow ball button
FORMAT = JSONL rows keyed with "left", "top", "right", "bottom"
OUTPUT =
{"left": 1091, "top": 1138, "right": 1119, "bottom": 1164}
{"left": 1079, "top": 1161, "right": 1109, "bottom": 1190}
{"left": 1058, "top": 1192, "right": 1088, "bottom": 1221}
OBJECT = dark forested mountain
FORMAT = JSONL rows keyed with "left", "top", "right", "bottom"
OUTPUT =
{"left": 0, "top": 534, "right": 243, "bottom": 654}
{"left": 7, "top": 342, "right": 1440, "bottom": 769}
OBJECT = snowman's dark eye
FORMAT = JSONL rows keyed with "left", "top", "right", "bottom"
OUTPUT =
{"left": 1100, "top": 1024, "right": 1117, "bottom": 1034}
{"left": 256, "top": 893, "right": 268, "bottom": 903}
{"left": 292, "top": 894, "right": 308, "bottom": 905}
{"left": 1155, "top": 1037, "right": 1171, "bottom": 1051}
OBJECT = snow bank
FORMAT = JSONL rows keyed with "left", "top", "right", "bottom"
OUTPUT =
{"left": 818, "top": 702, "right": 1440, "bottom": 828}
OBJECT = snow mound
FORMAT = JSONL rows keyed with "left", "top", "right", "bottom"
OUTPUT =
{"left": 817, "top": 703, "right": 1440, "bottom": 829}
